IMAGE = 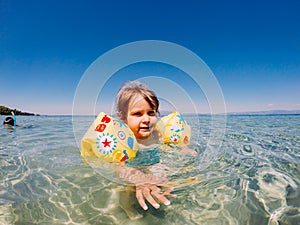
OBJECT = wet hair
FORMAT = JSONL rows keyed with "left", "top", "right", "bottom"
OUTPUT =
{"left": 115, "top": 81, "right": 159, "bottom": 121}
{"left": 3, "top": 117, "right": 14, "bottom": 126}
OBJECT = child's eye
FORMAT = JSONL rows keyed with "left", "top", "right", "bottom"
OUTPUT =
{"left": 132, "top": 112, "right": 142, "bottom": 116}
{"left": 148, "top": 111, "right": 156, "bottom": 116}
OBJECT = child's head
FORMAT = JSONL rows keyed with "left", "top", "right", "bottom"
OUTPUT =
{"left": 115, "top": 81, "right": 159, "bottom": 139}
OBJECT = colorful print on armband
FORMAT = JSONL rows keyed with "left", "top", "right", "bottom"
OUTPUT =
{"left": 96, "top": 133, "right": 117, "bottom": 154}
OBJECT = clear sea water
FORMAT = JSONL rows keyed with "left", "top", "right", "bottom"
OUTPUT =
{"left": 0, "top": 115, "right": 299, "bottom": 225}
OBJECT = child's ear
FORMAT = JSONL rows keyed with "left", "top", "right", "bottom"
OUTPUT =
{"left": 118, "top": 112, "right": 126, "bottom": 123}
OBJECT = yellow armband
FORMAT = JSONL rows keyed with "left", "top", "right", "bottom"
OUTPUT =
{"left": 81, "top": 112, "right": 139, "bottom": 162}
{"left": 156, "top": 111, "right": 191, "bottom": 145}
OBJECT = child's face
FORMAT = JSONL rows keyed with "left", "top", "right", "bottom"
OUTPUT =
{"left": 125, "top": 94, "right": 158, "bottom": 140}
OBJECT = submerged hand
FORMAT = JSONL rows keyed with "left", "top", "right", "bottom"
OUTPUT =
{"left": 117, "top": 165, "right": 176, "bottom": 210}
{"left": 136, "top": 183, "right": 176, "bottom": 210}
{"left": 180, "top": 146, "right": 198, "bottom": 156}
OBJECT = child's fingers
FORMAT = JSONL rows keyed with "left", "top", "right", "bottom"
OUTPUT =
{"left": 149, "top": 184, "right": 174, "bottom": 205}
{"left": 136, "top": 188, "right": 149, "bottom": 210}
{"left": 191, "top": 150, "right": 198, "bottom": 156}
{"left": 136, "top": 184, "right": 174, "bottom": 210}
{"left": 156, "top": 183, "right": 175, "bottom": 192}
{"left": 162, "top": 189, "right": 177, "bottom": 198}
{"left": 142, "top": 187, "right": 161, "bottom": 209}
{"left": 154, "top": 184, "right": 177, "bottom": 197}
{"left": 151, "top": 191, "right": 171, "bottom": 206}
{"left": 136, "top": 185, "right": 161, "bottom": 210}
{"left": 157, "top": 184, "right": 177, "bottom": 198}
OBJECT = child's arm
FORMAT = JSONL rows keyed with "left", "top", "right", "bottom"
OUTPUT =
{"left": 116, "top": 165, "right": 175, "bottom": 210}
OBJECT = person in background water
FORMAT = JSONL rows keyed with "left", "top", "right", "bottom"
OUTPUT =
{"left": 3, "top": 116, "right": 15, "bottom": 126}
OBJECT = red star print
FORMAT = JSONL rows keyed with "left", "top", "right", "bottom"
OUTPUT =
{"left": 102, "top": 138, "right": 111, "bottom": 147}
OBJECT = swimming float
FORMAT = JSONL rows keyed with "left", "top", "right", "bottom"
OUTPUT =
{"left": 81, "top": 112, "right": 139, "bottom": 163}
{"left": 81, "top": 111, "right": 191, "bottom": 162}
{"left": 156, "top": 111, "right": 191, "bottom": 145}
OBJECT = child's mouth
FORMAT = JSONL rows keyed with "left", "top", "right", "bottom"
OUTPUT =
{"left": 139, "top": 126, "right": 150, "bottom": 131}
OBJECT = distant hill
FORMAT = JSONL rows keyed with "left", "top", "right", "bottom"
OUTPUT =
{"left": 227, "top": 110, "right": 300, "bottom": 115}
{"left": 0, "top": 105, "right": 39, "bottom": 116}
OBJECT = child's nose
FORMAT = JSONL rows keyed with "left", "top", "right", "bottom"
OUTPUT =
{"left": 142, "top": 115, "right": 150, "bottom": 123}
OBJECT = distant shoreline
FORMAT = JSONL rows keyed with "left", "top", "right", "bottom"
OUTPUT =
{"left": 225, "top": 109, "right": 300, "bottom": 115}
{"left": 0, "top": 105, "right": 40, "bottom": 116}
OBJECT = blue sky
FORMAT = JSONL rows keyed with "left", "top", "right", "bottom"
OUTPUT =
{"left": 1, "top": 0, "right": 299, "bottom": 115}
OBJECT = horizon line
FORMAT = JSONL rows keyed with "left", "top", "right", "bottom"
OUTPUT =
{"left": 5, "top": 109, "right": 299, "bottom": 117}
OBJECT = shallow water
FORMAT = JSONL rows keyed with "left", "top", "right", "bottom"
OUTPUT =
{"left": 0, "top": 115, "right": 299, "bottom": 225}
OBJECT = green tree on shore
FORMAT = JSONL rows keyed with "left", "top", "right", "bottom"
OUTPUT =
{"left": 0, "top": 105, "right": 38, "bottom": 116}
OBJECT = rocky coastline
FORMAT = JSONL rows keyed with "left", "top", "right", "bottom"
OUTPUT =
{"left": 0, "top": 105, "right": 39, "bottom": 116}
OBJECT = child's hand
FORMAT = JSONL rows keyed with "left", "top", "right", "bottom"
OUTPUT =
{"left": 133, "top": 172, "right": 175, "bottom": 210}
{"left": 136, "top": 183, "right": 176, "bottom": 210}
{"left": 179, "top": 145, "right": 198, "bottom": 156}
{"left": 117, "top": 165, "right": 176, "bottom": 210}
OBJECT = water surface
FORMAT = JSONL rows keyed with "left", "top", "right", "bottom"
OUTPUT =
{"left": 0, "top": 115, "right": 299, "bottom": 225}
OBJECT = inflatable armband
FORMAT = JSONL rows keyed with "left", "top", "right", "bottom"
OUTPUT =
{"left": 156, "top": 111, "right": 191, "bottom": 145}
{"left": 81, "top": 112, "right": 139, "bottom": 162}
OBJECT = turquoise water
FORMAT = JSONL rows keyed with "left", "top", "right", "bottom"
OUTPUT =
{"left": 0, "top": 115, "right": 299, "bottom": 225}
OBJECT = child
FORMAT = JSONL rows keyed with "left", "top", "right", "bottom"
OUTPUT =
{"left": 115, "top": 81, "right": 196, "bottom": 219}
